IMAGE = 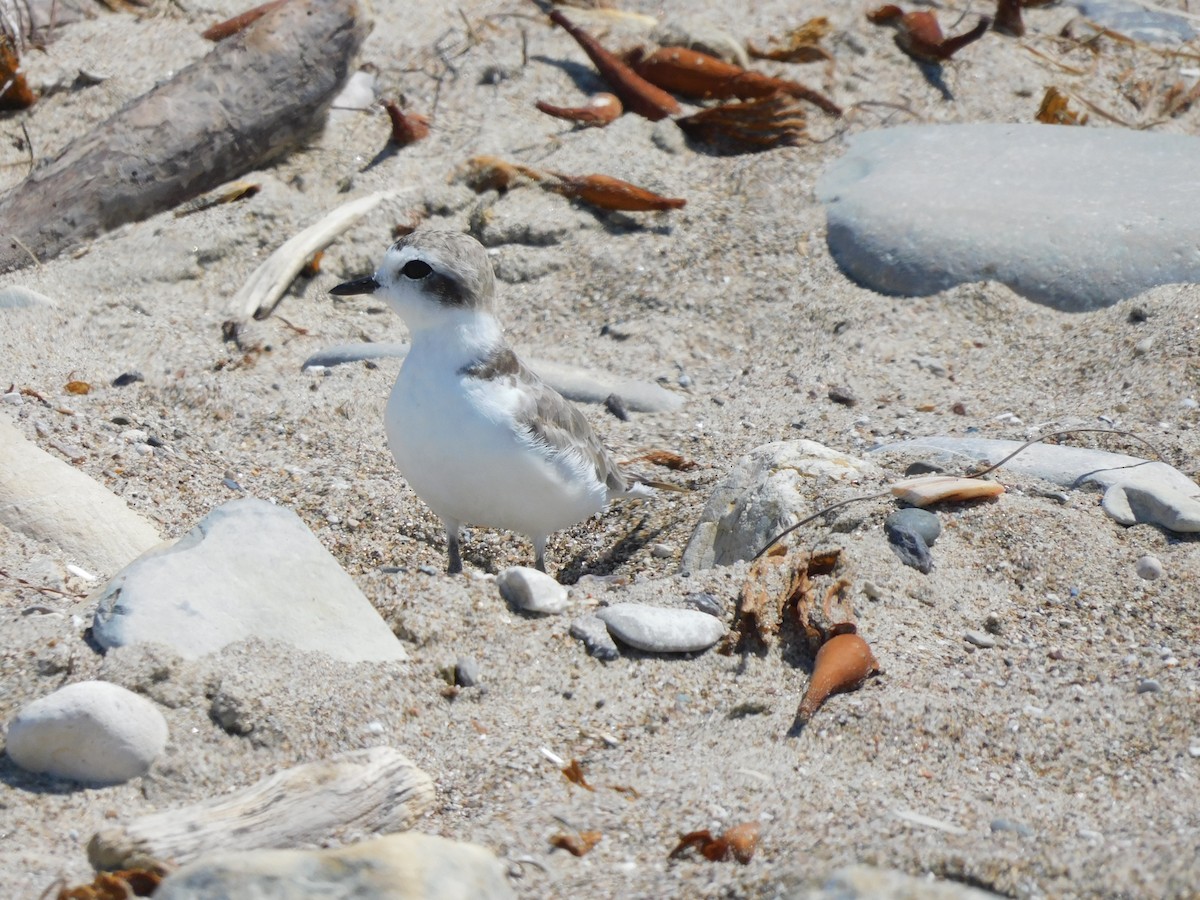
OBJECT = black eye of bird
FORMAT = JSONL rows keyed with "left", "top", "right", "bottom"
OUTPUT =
{"left": 401, "top": 260, "right": 432, "bottom": 279}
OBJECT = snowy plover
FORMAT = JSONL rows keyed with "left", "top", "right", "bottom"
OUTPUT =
{"left": 331, "top": 230, "right": 659, "bottom": 575}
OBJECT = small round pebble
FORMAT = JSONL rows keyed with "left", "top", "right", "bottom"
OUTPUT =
{"left": 686, "top": 592, "right": 724, "bottom": 617}
{"left": 650, "top": 543, "right": 675, "bottom": 559}
{"left": 454, "top": 656, "right": 481, "bottom": 688}
{"left": 1134, "top": 555, "right": 1163, "bottom": 580}
{"left": 1136, "top": 679, "right": 1162, "bottom": 694}
{"left": 885, "top": 507, "right": 941, "bottom": 546}
{"left": 5, "top": 681, "right": 168, "bottom": 784}
{"left": 496, "top": 566, "right": 568, "bottom": 615}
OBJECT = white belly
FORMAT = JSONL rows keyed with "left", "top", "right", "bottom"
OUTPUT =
{"left": 385, "top": 360, "right": 607, "bottom": 537}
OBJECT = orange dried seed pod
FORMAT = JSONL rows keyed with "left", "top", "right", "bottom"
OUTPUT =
{"left": 629, "top": 46, "right": 840, "bottom": 116}
{"left": 547, "top": 9, "right": 680, "bottom": 120}
{"left": 535, "top": 92, "right": 622, "bottom": 126}
{"left": 547, "top": 174, "right": 685, "bottom": 212}
{"left": 797, "top": 632, "right": 879, "bottom": 723}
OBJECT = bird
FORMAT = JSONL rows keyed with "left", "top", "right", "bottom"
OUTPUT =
{"left": 330, "top": 229, "right": 662, "bottom": 576}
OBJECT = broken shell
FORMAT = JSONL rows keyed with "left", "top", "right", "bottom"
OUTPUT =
{"left": 546, "top": 173, "right": 685, "bottom": 212}
{"left": 535, "top": 92, "right": 622, "bottom": 126}
{"left": 797, "top": 632, "right": 880, "bottom": 723}
{"left": 889, "top": 474, "right": 1005, "bottom": 506}
{"left": 547, "top": 9, "right": 680, "bottom": 120}
{"left": 629, "top": 46, "right": 840, "bottom": 115}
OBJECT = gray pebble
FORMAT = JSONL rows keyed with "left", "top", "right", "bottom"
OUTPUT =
{"left": 861, "top": 581, "right": 884, "bottom": 601}
{"left": 650, "top": 543, "right": 675, "bottom": 559}
{"left": 496, "top": 566, "right": 568, "bottom": 615}
{"left": 904, "top": 460, "right": 945, "bottom": 476}
{"left": 595, "top": 603, "right": 726, "bottom": 654}
{"left": 686, "top": 592, "right": 724, "bottom": 617}
{"left": 964, "top": 630, "right": 997, "bottom": 649}
{"left": 454, "top": 656, "right": 481, "bottom": 688}
{"left": 990, "top": 818, "right": 1033, "bottom": 837}
{"left": 1136, "top": 679, "right": 1162, "bottom": 694}
{"left": 886, "top": 507, "right": 941, "bottom": 546}
{"left": 569, "top": 615, "right": 619, "bottom": 661}
{"left": 1134, "top": 554, "right": 1163, "bottom": 580}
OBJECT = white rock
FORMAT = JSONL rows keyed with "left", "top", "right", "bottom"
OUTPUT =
{"left": 0, "top": 414, "right": 162, "bottom": 573}
{"left": 817, "top": 125, "right": 1200, "bottom": 311}
{"left": 91, "top": 498, "right": 406, "bottom": 662}
{"left": 5, "top": 681, "right": 167, "bottom": 784}
{"left": 154, "top": 832, "right": 515, "bottom": 900}
{"left": 496, "top": 566, "right": 568, "bottom": 614}
{"left": 595, "top": 603, "right": 726, "bottom": 653}
{"left": 805, "top": 864, "right": 1007, "bottom": 899}
{"left": 682, "top": 440, "right": 878, "bottom": 570}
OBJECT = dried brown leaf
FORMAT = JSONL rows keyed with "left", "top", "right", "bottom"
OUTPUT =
{"left": 458, "top": 156, "right": 546, "bottom": 193}
{"left": 669, "top": 822, "right": 760, "bottom": 864}
{"left": 747, "top": 17, "right": 833, "bottom": 63}
{"left": 0, "top": 37, "right": 35, "bottom": 110}
{"left": 1036, "top": 86, "right": 1089, "bottom": 124}
{"left": 627, "top": 449, "right": 698, "bottom": 471}
{"left": 676, "top": 93, "right": 808, "bottom": 151}
{"left": 561, "top": 758, "right": 595, "bottom": 791}
{"left": 550, "top": 830, "right": 603, "bottom": 856}
{"left": 64, "top": 381, "right": 90, "bottom": 395}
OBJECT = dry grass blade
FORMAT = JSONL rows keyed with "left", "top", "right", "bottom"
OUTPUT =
{"left": 676, "top": 93, "right": 808, "bottom": 150}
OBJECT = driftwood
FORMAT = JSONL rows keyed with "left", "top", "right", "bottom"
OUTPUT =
{"left": 88, "top": 747, "right": 435, "bottom": 870}
{"left": 0, "top": 0, "right": 368, "bottom": 274}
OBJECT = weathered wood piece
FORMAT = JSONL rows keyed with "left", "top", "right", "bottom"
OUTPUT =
{"left": 0, "top": 0, "right": 368, "bottom": 274}
{"left": 88, "top": 747, "right": 436, "bottom": 870}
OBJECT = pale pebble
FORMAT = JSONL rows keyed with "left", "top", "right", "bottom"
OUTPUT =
{"left": 5, "top": 681, "right": 168, "bottom": 784}
{"left": 595, "top": 603, "right": 726, "bottom": 654}
{"left": 496, "top": 566, "right": 568, "bottom": 615}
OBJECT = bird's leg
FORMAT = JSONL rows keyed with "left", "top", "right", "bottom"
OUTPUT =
{"left": 445, "top": 520, "right": 463, "bottom": 575}
{"left": 533, "top": 535, "right": 548, "bottom": 573}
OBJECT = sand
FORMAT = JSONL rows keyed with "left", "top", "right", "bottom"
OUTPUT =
{"left": 1, "top": 1, "right": 1198, "bottom": 897}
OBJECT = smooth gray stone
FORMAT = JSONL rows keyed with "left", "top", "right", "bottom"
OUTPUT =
{"left": 595, "top": 603, "right": 726, "bottom": 653}
{"left": 874, "top": 437, "right": 1200, "bottom": 533}
{"left": 92, "top": 498, "right": 407, "bottom": 662}
{"left": 569, "top": 614, "right": 619, "bottom": 661}
{"left": 885, "top": 507, "right": 940, "bottom": 545}
{"left": 154, "top": 832, "right": 515, "bottom": 900}
{"left": 5, "top": 681, "right": 167, "bottom": 785}
{"left": 817, "top": 125, "right": 1200, "bottom": 310}
{"left": 496, "top": 565, "right": 568, "bottom": 615}
{"left": 1073, "top": 0, "right": 1194, "bottom": 42}
{"left": 302, "top": 343, "right": 682, "bottom": 413}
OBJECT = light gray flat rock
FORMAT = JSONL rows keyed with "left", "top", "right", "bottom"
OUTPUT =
{"left": 91, "top": 498, "right": 407, "bottom": 662}
{"left": 1073, "top": 0, "right": 1195, "bottom": 43}
{"left": 154, "top": 832, "right": 514, "bottom": 900}
{"left": 0, "top": 414, "right": 163, "bottom": 574}
{"left": 0, "top": 285, "right": 56, "bottom": 308}
{"left": 5, "top": 681, "right": 168, "bottom": 785}
{"left": 817, "top": 125, "right": 1200, "bottom": 311}
{"left": 595, "top": 603, "right": 726, "bottom": 653}
{"left": 874, "top": 436, "right": 1200, "bottom": 532}
{"left": 801, "top": 864, "right": 1007, "bottom": 899}
{"left": 302, "top": 342, "right": 682, "bottom": 413}
{"left": 682, "top": 439, "right": 878, "bottom": 571}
